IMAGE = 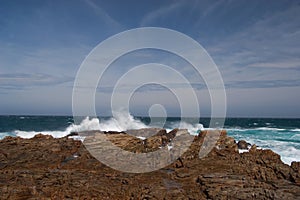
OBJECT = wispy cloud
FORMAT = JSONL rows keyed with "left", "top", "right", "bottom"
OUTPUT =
{"left": 206, "top": 3, "right": 300, "bottom": 85}
{"left": 0, "top": 0, "right": 299, "bottom": 116}
{"left": 226, "top": 79, "right": 300, "bottom": 89}
{"left": 95, "top": 78, "right": 300, "bottom": 94}
{"left": 84, "top": 0, "right": 123, "bottom": 30}
{"left": 247, "top": 60, "right": 300, "bottom": 69}
{"left": 140, "top": 1, "right": 185, "bottom": 26}
{"left": 0, "top": 73, "right": 73, "bottom": 90}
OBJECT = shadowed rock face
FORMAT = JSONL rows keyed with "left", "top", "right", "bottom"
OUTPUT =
{"left": 237, "top": 140, "right": 250, "bottom": 150}
{"left": 0, "top": 129, "right": 299, "bottom": 199}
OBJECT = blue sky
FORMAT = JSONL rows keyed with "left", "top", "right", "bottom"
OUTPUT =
{"left": 0, "top": 0, "right": 299, "bottom": 117}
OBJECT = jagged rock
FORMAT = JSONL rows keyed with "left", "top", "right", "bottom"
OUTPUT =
{"left": 0, "top": 129, "right": 299, "bottom": 199}
{"left": 291, "top": 161, "right": 300, "bottom": 173}
{"left": 65, "top": 132, "right": 79, "bottom": 137}
{"left": 250, "top": 144, "right": 257, "bottom": 152}
{"left": 126, "top": 128, "right": 165, "bottom": 138}
{"left": 238, "top": 140, "right": 250, "bottom": 149}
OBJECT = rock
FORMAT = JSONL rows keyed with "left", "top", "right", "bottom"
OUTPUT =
{"left": 167, "top": 128, "right": 178, "bottom": 139}
{"left": 34, "top": 133, "right": 53, "bottom": 139}
{"left": 291, "top": 161, "right": 300, "bottom": 173}
{"left": 250, "top": 144, "right": 257, "bottom": 152}
{"left": 0, "top": 130, "right": 299, "bottom": 199}
{"left": 0, "top": 150, "right": 8, "bottom": 159}
{"left": 126, "top": 128, "right": 165, "bottom": 138}
{"left": 238, "top": 140, "right": 250, "bottom": 149}
{"left": 65, "top": 132, "right": 79, "bottom": 137}
{"left": 174, "top": 157, "right": 184, "bottom": 168}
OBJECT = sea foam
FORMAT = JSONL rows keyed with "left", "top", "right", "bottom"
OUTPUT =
{"left": 5, "top": 111, "right": 204, "bottom": 139}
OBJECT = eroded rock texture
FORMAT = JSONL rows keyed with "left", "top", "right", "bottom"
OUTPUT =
{"left": 0, "top": 129, "right": 299, "bottom": 199}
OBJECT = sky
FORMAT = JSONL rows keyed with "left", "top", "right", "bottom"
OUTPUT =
{"left": 0, "top": 0, "right": 299, "bottom": 117}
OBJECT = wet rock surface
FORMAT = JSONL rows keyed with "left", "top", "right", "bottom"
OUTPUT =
{"left": 0, "top": 129, "right": 299, "bottom": 199}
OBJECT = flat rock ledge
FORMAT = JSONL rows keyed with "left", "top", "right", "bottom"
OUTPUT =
{"left": 0, "top": 128, "right": 299, "bottom": 199}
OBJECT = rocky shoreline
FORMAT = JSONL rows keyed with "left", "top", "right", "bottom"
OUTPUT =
{"left": 0, "top": 129, "right": 299, "bottom": 199}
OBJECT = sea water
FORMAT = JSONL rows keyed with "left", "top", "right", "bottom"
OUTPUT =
{"left": 0, "top": 114, "right": 299, "bottom": 165}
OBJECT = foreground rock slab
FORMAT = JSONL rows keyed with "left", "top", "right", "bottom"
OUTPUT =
{"left": 0, "top": 129, "right": 299, "bottom": 199}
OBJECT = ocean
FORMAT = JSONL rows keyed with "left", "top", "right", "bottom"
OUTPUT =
{"left": 0, "top": 114, "right": 299, "bottom": 165}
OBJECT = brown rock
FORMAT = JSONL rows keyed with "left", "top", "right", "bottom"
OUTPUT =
{"left": 0, "top": 130, "right": 299, "bottom": 199}
{"left": 291, "top": 161, "right": 300, "bottom": 173}
{"left": 238, "top": 140, "right": 250, "bottom": 149}
{"left": 250, "top": 144, "right": 257, "bottom": 152}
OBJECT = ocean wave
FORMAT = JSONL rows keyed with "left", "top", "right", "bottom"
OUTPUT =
{"left": 291, "top": 134, "right": 300, "bottom": 139}
{"left": 238, "top": 138, "right": 300, "bottom": 165}
{"left": 227, "top": 127, "right": 287, "bottom": 132}
{"left": 254, "top": 127, "right": 286, "bottom": 131}
{"left": 273, "top": 146, "right": 300, "bottom": 165}
{"left": 164, "top": 120, "right": 204, "bottom": 135}
{"left": 97, "top": 111, "right": 148, "bottom": 131}
{"left": 14, "top": 117, "right": 101, "bottom": 139}
{"left": 4, "top": 111, "right": 204, "bottom": 139}
{"left": 291, "top": 128, "right": 300, "bottom": 132}
{"left": 15, "top": 130, "right": 67, "bottom": 139}
{"left": 0, "top": 132, "right": 16, "bottom": 138}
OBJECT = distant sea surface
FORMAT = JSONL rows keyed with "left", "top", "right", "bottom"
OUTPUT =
{"left": 0, "top": 115, "right": 299, "bottom": 165}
